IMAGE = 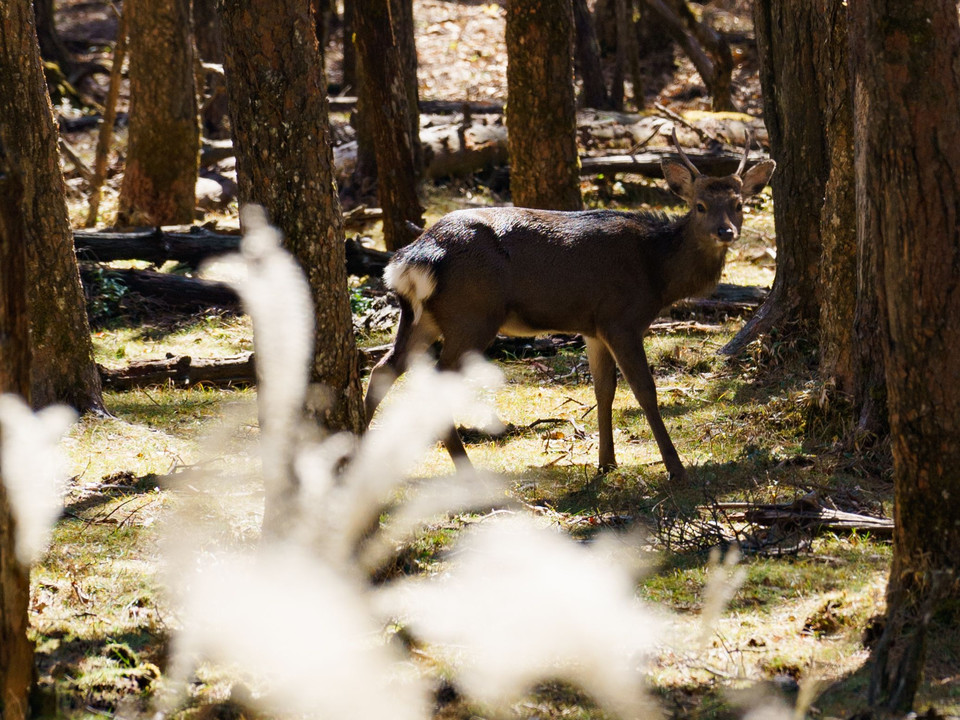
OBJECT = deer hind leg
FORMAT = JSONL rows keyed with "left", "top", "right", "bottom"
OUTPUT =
{"left": 364, "top": 296, "right": 440, "bottom": 427}
{"left": 603, "top": 331, "right": 688, "bottom": 482}
{"left": 585, "top": 336, "right": 618, "bottom": 472}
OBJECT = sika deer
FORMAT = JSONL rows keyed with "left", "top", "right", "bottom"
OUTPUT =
{"left": 364, "top": 131, "right": 775, "bottom": 480}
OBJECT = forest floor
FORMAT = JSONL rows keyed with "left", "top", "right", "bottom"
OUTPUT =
{"left": 30, "top": 0, "right": 960, "bottom": 719}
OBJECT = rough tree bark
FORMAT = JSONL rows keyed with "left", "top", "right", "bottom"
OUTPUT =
{"left": 118, "top": 0, "right": 199, "bottom": 226}
{"left": 218, "top": 0, "right": 365, "bottom": 437}
{"left": 0, "top": 0, "right": 103, "bottom": 413}
{"left": 0, "top": 168, "right": 33, "bottom": 720}
{"left": 807, "top": 0, "right": 866, "bottom": 419}
{"left": 505, "top": 0, "right": 582, "bottom": 210}
{"left": 721, "top": 0, "right": 827, "bottom": 355}
{"left": 849, "top": 1, "right": 960, "bottom": 711}
{"left": 352, "top": 0, "right": 425, "bottom": 250}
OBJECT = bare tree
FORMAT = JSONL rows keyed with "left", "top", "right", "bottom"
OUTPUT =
{"left": 0, "top": 167, "right": 33, "bottom": 720}
{"left": 0, "top": 0, "right": 103, "bottom": 413}
{"left": 506, "top": 0, "right": 582, "bottom": 211}
{"left": 353, "top": 0, "right": 425, "bottom": 250}
{"left": 0, "top": 12, "right": 35, "bottom": 713}
{"left": 118, "top": 0, "right": 199, "bottom": 226}
{"left": 218, "top": 0, "right": 365, "bottom": 438}
{"left": 850, "top": 0, "right": 960, "bottom": 710}
{"left": 721, "top": 0, "right": 831, "bottom": 356}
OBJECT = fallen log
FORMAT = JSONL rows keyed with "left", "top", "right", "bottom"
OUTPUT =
{"left": 81, "top": 266, "right": 242, "bottom": 312}
{"left": 99, "top": 353, "right": 256, "bottom": 390}
{"left": 579, "top": 149, "right": 766, "bottom": 178}
{"left": 75, "top": 227, "right": 391, "bottom": 277}
{"left": 325, "top": 97, "right": 505, "bottom": 115}
{"left": 75, "top": 226, "right": 241, "bottom": 265}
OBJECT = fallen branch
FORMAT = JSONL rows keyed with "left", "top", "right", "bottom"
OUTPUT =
{"left": 81, "top": 266, "right": 241, "bottom": 312}
{"left": 75, "top": 226, "right": 391, "bottom": 276}
{"left": 717, "top": 493, "right": 894, "bottom": 537}
{"left": 99, "top": 353, "right": 256, "bottom": 390}
{"left": 580, "top": 148, "right": 763, "bottom": 178}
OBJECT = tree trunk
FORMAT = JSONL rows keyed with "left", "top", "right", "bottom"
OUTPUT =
{"left": 721, "top": 0, "right": 826, "bottom": 355}
{"left": 33, "top": 0, "right": 74, "bottom": 73}
{"left": 0, "top": 122, "right": 34, "bottom": 720}
{"left": 218, "top": 0, "right": 365, "bottom": 437}
{"left": 572, "top": 0, "right": 611, "bottom": 109}
{"left": 849, "top": 1, "right": 960, "bottom": 711}
{"left": 353, "top": 0, "right": 425, "bottom": 250}
{"left": 0, "top": 0, "right": 104, "bottom": 413}
{"left": 506, "top": 0, "right": 582, "bottom": 211}
{"left": 118, "top": 0, "right": 199, "bottom": 226}
{"left": 341, "top": 0, "right": 357, "bottom": 91}
{"left": 811, "top": 2, "right": 858, "bottom": 397}
{"left": 193, "top": 0, "right": 224, "bottom": 63}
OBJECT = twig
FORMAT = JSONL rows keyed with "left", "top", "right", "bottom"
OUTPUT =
{"left": 654, "top": 102, "right": 722, "bottom": 146}
{"left": 59, "top": 138, "right": 95, "bottom": 182}
{"left": 624, "top": 121, "right": 668, "bottom": 155}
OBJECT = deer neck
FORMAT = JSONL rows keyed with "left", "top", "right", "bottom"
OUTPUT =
{"left": 659, "top": 214, "right": 729, "bottom": 307}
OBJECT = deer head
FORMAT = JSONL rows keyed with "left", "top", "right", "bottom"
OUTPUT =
{"left": 661, "top": 128, "right": 776, "bottom": 247}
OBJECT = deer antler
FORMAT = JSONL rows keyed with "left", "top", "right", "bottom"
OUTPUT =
{"left": 670, "top": 127, "right": 702, "bottom": 177}
{"left": 737, "top": 131, "right": 751, "bottom": 176}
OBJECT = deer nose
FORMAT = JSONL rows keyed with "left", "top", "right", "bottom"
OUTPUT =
{"left": 717, "top": 226, "right": 736, "bottom": 243}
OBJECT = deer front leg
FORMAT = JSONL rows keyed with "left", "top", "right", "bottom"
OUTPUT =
{"left": 604, "top": 332, "right": 688, "bottom": 482}
{"left": 584, "top": 336, "right": 618, "bottom": 472}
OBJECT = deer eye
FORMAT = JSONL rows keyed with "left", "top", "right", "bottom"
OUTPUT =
{"left": 696, "top": 203, "right": 707, "bottom": 213}
{"left": 735, "top": 201, "right": 744, "bottom": 212}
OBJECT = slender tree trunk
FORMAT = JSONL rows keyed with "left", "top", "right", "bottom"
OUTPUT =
{"left": 342, "top": 0, "right": 357, "bottom": 91}
{"left": 721, "top": 0, "right": 825, "bottom": 355}
{"left": 506, "top": 0, "right": 582, "bottom": 211}
{"left": 353, "top": 0, "right": 425, "bottom": 250}
{"left": 118, "top": 0, "right": 199, "bottom": 226}
{"left": 218, "top": 0, "right": 365, "bottom": 437}
{"left": 849, "top": 1, "right": 960, "bottom": 711}
{"left": 0, "top": 0, "right": 103, "bottom": 413}
{"left": 572, "top": 0, "right": 610, "bottom": 109}
{"left": 811, "top": 1, "right": 858, "bottom": 397}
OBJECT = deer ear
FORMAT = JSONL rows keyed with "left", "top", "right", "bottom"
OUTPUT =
{"left": 741, "top": 160, "right": 776, "bottom": 198}
{"left": 661, "top": 160, "right": 696, "bottom": 202}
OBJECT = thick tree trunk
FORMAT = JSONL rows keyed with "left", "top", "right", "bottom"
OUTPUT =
{"left": 572, "top": 0, "right": 611, "bottom": 109}
{"left": 0, "top": 0, "right": 103, "bottom": 413}
{"left": 721, "top": 0, "right": 826, "bottom": 355}
{"left": 218, "top": 0, "right": 365, "bottom": 437}
{"left": 118, "top": 0, "right": 199, "bottom": 226}
{"left": 0, "top": 137, "right": 34, "bottom": 720}
{"left": 849, "top": 1, "right": 960, "bottom": 711}
{"left": 506, "top": 0, "right": 582, "bottom": 211}
{"left": 353, "top": 0, "right": 425, "bottom": 250}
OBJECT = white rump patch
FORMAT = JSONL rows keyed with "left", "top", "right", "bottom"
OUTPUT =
{"left": 384, "top": 261, "right": 437, "bottom": 323}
